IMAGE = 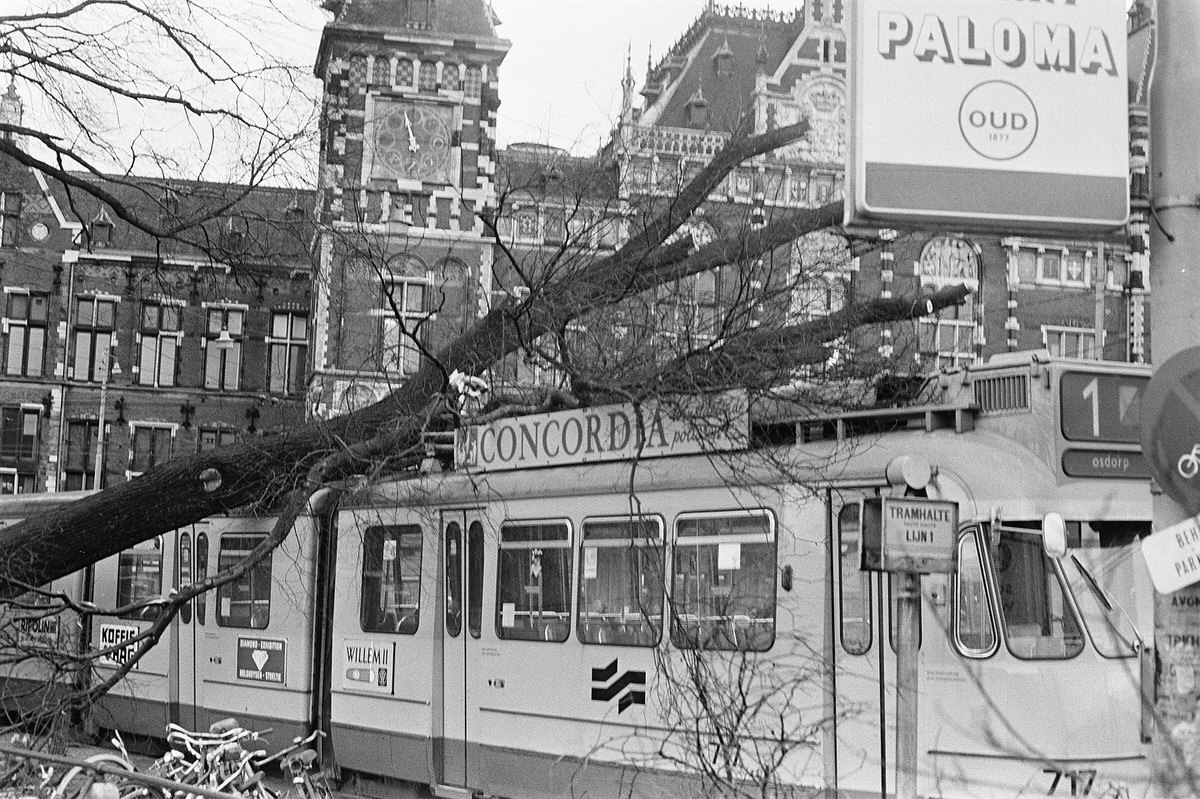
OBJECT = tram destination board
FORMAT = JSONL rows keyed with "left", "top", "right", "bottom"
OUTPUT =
{"left": 1059, "top": 370, "right": 1148, "bottom": 479}
{"left": 860, "top": 497, "right": 958, "bottom": 574}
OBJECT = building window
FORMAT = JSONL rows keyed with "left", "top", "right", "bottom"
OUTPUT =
{"left": 380, "top": 279, "right": 429, "bottom": 375}
{"left": 73, "top": 297, "right": 117, "bottom": 382}
{"left": 577, "top": 517, "right": 664, "bottom": 647}
{"left": 0, "top": 406, "right": 39, "bottom": 463}
{"left": 4, "top": 292, "right": 47, "bottom": 377}
{"left": 138, "top": 302, "right": 181, "bottom": 387}
{"left": 464, "top": 66, "right": 482, "bottom": 98}
{"left": 1037, "top": 248, "right": 1089, "bottom": 286}
{"left": 397, "top": 59, "right": 414, "bottom": 87}
{"left": 215, "top": 533, "right": 272, "bottom": 629}
{"left": 117, "top": 538, "right": 163, "bottom": 620}
{"left": 671, "top": 510, "right": 777, "bottom": 651}
{"left": 204, "top": 307, "right": 243, "bottom": 390}
{"left": 920, "top": 316, "right": 976, "bottom": 370}
{"left": 130, "top": 424, "right": 173, "bottom": 474}
{"left": 441, "top": 64, "right": 459, "bottom": 91}
{"left": 371, "top": 54, "right": 391, "bottom": 86}
{"left": 496, "top": 521, "right": 572, "bottom": 642}
{"left": 64, "top": 420, "right": 104, "bottom": 490}
{"left": 418, "top": 62, "right": 437, "bottom": 91}
{"left": 267, "top": 311, "right": 308, "bottom": 395}
{"left": 1043, "top": 325, "right": 1097, "bottom": 359}
{"left": 0, "top": 192, "right": 21, "bottom": 247}
{"left": 197, "top": 427, "right": 238, "bottom": 452}
{"left": 89, "top": 213, "right": 113, "bottom": 248}
{"left": 0, "top": 469, "right": 35, "bottom": 495}
{"left": 361, "top": 524, "right": 423, "bottom": 634}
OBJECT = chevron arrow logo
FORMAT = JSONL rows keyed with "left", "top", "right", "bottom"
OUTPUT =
{"left": 590, "top": 659, "right": 646, "bottom": 713}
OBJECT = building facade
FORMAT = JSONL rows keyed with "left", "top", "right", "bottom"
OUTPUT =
{"left": 0, "top": 103, "right": 314, "bottom": 494}
{"left": 0, "top": 0, "right": 1159, "bottom": 494}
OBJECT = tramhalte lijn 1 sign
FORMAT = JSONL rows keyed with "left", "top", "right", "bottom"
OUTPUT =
{"left": 846, "top": 0, "right": 1129, "bottom": 234}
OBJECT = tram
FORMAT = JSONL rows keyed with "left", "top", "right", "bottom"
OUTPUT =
{"left": 0, "top": 350, "right": 1157, "bottom": 798}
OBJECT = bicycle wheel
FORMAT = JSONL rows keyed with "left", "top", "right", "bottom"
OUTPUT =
{"left": 54, "top": 753, "right": 134, "bottom": 799}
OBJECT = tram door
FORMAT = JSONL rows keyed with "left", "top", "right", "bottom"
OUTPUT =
{"left": 830, "top": 488, "right": 898, "bottom": 798}
{"left": 436, "top": 510, "right": 486, "bottom": 794}
{"left": 170, "top": 524, "right": 200, "bottom": 730}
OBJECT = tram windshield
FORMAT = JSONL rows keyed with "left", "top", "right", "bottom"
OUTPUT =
{"left": 987, "top": 520, "right": 1148, "bottom": 660}
{"left": 1064, "top": 544, "right": 1145, "bottom": 659}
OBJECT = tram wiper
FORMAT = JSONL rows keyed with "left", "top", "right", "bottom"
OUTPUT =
{"left": 1070, "top": 552, "right": 1145, "bottom": 653}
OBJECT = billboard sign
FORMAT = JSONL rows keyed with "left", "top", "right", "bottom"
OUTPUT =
{"left": 847, "top": 0, "right": 1129, "bottom": 233}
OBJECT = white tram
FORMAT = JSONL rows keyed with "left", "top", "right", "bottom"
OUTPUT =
{"left": 0, "top": 350, "right": 1157, "bottom": 798}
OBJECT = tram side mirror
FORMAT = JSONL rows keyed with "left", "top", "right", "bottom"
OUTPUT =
{"left": 780, "top": 564, "right": 793, "bottom": 592}
{"left": 1042, "top": 512, "right": 1068, "bottom": 559}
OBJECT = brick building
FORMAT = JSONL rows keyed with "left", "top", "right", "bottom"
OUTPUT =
{"left": 0, "top": 94, "right": 314, "bottom": 493}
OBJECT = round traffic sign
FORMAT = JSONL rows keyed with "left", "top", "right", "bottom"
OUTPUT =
{"left": 1139, "top": 346, "right": 1200, "bottom": 514}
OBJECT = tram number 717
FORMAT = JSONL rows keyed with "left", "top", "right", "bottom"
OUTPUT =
{"left": 1043, "top": 768, "right": 1097, "bottom": 796}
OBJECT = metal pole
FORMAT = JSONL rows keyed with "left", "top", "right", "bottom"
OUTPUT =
{"left": 1150, "top": 0, "right": 1200, "bottom": 793}
{"left": 94, "top": 355, "right": 107, "bottom": 486}
{"left": 896, "top": 571, "right": 919, "bottom": 799}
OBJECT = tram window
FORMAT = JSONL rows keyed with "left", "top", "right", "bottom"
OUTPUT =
{"left": 671, "top": 511, "right": 776, "bottom": 652}
{"left": 215, "top": 534, "right": 272, "bottom": 629}
{"left": 360, "top": 525, "right": 422, "bottom": 635}
{"left": 993, "top": 528, "right": 1083, "bottom": 659}
{"left": 496, "top": 521, "right": 572, "bottom": 642}
{"left": 195, "top": 533, "right": 208, "bottom": 624}
{"left": 1065, "top": 548, "right": 1141, "bottom": 659}
{"left": 837, "top": 503, "right": 871, "bottom": 655}
{"left": 467, "top": 521, "right": 484, "bottom": 639}
{"left": 446, "top": 522, "right": 463, "bottom": 638}
{"left": 177, "top": 532, "right": 192, "bottom": 625}
{"left": 953, "top": 531, "right": 996, "bottom": 656}
{"left": 577, "top": 517, "right": 664, "bottom": 647}
{"left": 117, "top": 537, "right": 163, "bottom": 621}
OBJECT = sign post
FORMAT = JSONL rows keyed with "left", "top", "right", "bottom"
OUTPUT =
{"left": 1147, "top": 2, "right": 1200, "bottom": 791}
{"left": 861, "top": 492, "right": 958, "bottom": 799}
{"left": 847, "top": 0, "right": 1129, "bottom": 234}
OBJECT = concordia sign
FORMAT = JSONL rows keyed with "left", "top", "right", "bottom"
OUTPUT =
{"left": 847, "top": 0, "right": 1128, "bottom": 233}
{"left": 455, "top": 391, "right": 749, "bottom": 473}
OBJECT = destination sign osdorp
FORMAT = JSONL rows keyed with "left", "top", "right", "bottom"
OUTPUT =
{"left": 881, "top": 497, "right": 959, "bottom": 574}
{"left": 1061, "top": 449, "right": 1150, "bottom": 479}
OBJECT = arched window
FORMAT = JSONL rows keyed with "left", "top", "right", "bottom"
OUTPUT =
{"left": 441, "top": 64, "right": 460, "bottom": 91}
{"left": 464, "top": 66, "right": 482, "bottom": 98}
{"left": 372, "top": 55, "right": 391, "bottom": 86}
{"left": 397, "top": 59, "right": 414, "bottom": 87}
{"left": 418, "top": 62, "right": 437, "bottom": 92}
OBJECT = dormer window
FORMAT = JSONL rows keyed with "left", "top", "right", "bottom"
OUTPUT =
{"left": 0, "top": 192, "right": 21, "bottom": 247}
{"left": 89, "top": 210, "right": 113, "bottom": 248}
{"left": 221, "top": 216, "right": 248, "bottom": 253}
{"left": 712, "top": 37, "right": 734, "bottom": 77}
{"left": 160, "top": 188, "right": 180, "bottom": 227}
{"left": 686, "top": 82, "right": 709, "bottom": 127}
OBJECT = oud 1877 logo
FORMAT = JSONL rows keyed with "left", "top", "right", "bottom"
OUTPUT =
{"left": 958, "top": 80, "right": 1038, "bottom": 161}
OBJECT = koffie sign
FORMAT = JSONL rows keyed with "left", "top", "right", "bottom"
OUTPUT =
{"left": 455, "top": 392, "right": 749, "bottom": 472}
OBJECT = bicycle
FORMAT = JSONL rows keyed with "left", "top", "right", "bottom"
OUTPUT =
{"left": 1179, "top": 442, "right": 1200, "bottom": 479}
{"left": 257, "top": 731, "right": 330, "bottom": 799}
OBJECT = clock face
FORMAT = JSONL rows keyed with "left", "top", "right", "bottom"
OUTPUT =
{"left": 371, "top": 101, "right": 454, "bottom": 184}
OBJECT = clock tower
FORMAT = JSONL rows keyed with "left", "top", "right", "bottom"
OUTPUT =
{"left": 310, "top": 0, "right": 510, "bottom": 418}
